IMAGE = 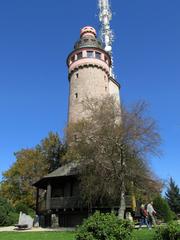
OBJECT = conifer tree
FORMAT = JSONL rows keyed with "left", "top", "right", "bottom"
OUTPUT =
{"left": 165, "top": 177, "right": 180, "bottom": 214}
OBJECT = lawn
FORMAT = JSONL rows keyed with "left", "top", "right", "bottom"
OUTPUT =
{"left": 133, "top": 229, "right": 155, "bottom": 240}
{"left": 0, "top": 229, "right": 155, "bottom": 240}
{"left": 0, "top": 232, "right": 75, "bottom": 240}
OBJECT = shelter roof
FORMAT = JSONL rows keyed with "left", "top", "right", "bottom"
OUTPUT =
{"left": 33, "top": 162, "right": 78, "bottom": 188}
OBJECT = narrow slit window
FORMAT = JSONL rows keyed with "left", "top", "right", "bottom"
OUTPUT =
{"left": 76, "top": 73, "right": 79, "bottom": 78}
{"left": 75, "top": 93, "right": 78, "bottom": 98}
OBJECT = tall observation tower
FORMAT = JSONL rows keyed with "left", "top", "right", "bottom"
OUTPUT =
{"left": 67, "top": 1, "right": 120, "bottom": 123}
{"left": 33, "top": 1, "right": 125, "bottom": 228}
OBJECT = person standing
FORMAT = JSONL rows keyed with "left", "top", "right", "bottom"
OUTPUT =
{"left": 147, "top": 201, "right": 156, "bottom": 227}
{"left": 139, "top": 204, "right": 150, "bottom": 229}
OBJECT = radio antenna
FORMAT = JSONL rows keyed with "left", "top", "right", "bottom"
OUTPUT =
{"left": 98, "top": 0, "right": 114, "bottom": 77}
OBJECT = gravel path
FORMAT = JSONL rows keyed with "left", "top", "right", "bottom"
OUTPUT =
{"left": 0, "top": 226, "right": 75, "bottom": 232}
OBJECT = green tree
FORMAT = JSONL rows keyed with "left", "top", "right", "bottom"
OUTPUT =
{"left": 38, "top": 132, "right": 66, "bottom": 172}
{"left": 0, "top": 132, "right": 66, "bottom": 209}
{"left": 0, "top": 197, "right": 19, "bottom": 226}
{"left": 153, "top": 195, "right": 174, "bottom": 222}
{"left": 165, "top": 177, "right": 180, "bottom": 214}
{"left": 65, "top": 96, "right": 162, "bottom": 218}
{"left": 0, "top": 148, "right": 47, "bottom": 208}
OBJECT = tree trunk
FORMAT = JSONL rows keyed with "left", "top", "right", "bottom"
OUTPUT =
{"left": 118, "top": 145, "right": 126, "bottom": 219}
{"left": 118, "top": 190, "right": 126, "bottom": 219}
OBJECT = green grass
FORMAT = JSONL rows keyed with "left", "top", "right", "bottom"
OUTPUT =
{"left": 133, "top": 229, "right": 155, "bottom": 240}
{"left": 0, "top": 229, "right": 155, "bottom": 240}
{"left": 0, "top": 232, "right": 75, "bottom": 240}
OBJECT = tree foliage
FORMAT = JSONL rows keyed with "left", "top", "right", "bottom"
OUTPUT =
{"left": 165, "top": 177, "right": 180, "bottom": 214}
{"left": 65, "top": 96, "right": 162, "bottom": 217}
{"left": 0, "top": 132, "right": 66, "bottom": 209}
{"left": 38, "top": 132, "right": 66, "bottom": 173}
{"left": 153, "top": 195, "right": 175, "bottom": 222}
{"left": 0, "top": 148, "right": 46, "bottom": 208}
{"left": 0, "top": 197, "right": 19, "bottom": 226}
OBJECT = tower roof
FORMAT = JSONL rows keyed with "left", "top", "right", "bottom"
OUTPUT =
{"left": 74, "top": 26, "right": 103, "bottom": 50}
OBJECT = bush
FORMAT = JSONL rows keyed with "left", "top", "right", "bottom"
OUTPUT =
{"left": 154, "top": 221, "right": 180, "bottom": 240}
{"left": 75, "top": 211, "right": 134, "bottom": 240}
{"left": 153, "top": 195, "right": 175, "bottom": 222}
{"left": 15, "top": 202, "right": 35, "bottom": 218}
{"left": 0, "top": 197, "right": 18, "bottom": 226}
{"left": 5, "top": 212, "right": 19, "bottom": 226}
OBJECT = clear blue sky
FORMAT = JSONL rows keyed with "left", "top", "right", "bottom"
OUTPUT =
{"left": 0, "top": 0, "right": 180, "bottom": 188}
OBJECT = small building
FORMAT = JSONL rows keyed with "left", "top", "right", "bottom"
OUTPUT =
{"left": 33, "top": 162, "right": 134, "bottom": 227}
{"left": 33, "top": 163, "right": 87, "bottom": 227}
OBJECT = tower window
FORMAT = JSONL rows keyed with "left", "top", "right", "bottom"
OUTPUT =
{"left": 77, "top": 52, "right": 82, "bottom": 60}
{"left": 87, "top": 51, "right": 94, "bottom": 58}
{"left": 105, "top": 86, "right": 107, "bottom": 91}
{"left": 75, "top": 93, "right": 78, "bottom": 98}
{"left": 71, "top": 55, "right": 75, "bottom": 62}
{"left": 76, "top": 73, "right": 79, "bottom": 78}
{"left": 95, "top": 52, "right": 101, "bottom": 59}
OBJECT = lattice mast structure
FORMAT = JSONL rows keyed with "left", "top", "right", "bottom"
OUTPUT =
{"left": 98, "top": 0, "right": 114, "bottom": 77}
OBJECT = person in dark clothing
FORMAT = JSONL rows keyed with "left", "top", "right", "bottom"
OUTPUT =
{"left": 139, "top": 204, "right": 150, "bottom": 229}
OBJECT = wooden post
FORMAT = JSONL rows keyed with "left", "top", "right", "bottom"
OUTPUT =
{"left": 46, "top": 183, "right": 52, "bottom": 210}
{"left": 36, "top": 187, "right": 39, "bottom": 214}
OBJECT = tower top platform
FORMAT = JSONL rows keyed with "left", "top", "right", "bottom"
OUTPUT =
{"left": 80, "top": 26, "right": 97, "bottom": 38}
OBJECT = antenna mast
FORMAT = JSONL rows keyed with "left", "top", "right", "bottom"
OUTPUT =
{"left": 98, "top": 0, "right": 114, "bottom": 77}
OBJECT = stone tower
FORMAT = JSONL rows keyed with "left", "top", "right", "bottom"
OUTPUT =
{"left": 67, "top": 26, "right": 120, "bottom": 123}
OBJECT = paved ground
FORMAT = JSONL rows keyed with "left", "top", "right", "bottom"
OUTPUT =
{"left": 0, "top": 226, "right": 75, "bottom": 232}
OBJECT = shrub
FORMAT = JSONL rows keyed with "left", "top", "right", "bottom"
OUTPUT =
{"left": 153, "top": 195, "right": 175, "bottom": 222}
{"left": 5, "top": 212, "right": 19, "bottom": 226}
{"left": 154, "top": 221, "right": 180, "bottom": 240}
{"left": 75, "top": 211, "right": 134, "bottom": 240}
{"left": 0, "top": 197, "right": 18, "bottom": 226}
{"left": 15, "top": 202, "right": 35, "bottom": 218}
